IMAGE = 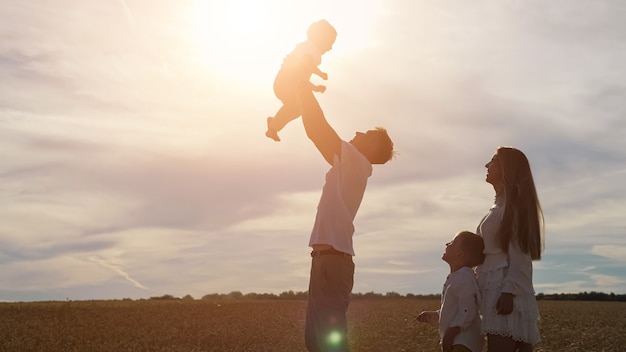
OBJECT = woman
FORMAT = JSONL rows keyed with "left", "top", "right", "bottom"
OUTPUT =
{"left": 476, "top": 147, "right": 544, "bottom": 352}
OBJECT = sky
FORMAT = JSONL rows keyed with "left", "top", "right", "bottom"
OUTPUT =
{"left": 1, "top": 0, "right": 625, "bottom": 302}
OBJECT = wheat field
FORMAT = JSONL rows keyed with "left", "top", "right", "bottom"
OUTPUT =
{"left": 0, "top": 299, "right": 624, "bottom": 351}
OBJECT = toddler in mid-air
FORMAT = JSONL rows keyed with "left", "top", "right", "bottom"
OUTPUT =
{"left": 265, "top": 20, "right": 337, "bottom": 142}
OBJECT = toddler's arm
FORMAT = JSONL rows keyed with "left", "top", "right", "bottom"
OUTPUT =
{"left": 312, "top": 66, "right": 328, "bottom": 80}
{"left": 302, "top": 80, "right": 326, "bottom": 93}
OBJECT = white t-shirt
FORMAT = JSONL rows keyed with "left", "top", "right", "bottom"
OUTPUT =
{"left": 308, "top": 141, "right": 372, "bottom": 256}
{"left": 438, "top": 266, "right": 483, "bottom": 352}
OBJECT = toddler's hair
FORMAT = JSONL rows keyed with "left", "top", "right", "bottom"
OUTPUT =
{"left": 456, "top": 231, "right": 485, "bottom": 267}
{"left": 307, "top": 20, "right": 337, "bottom": 44}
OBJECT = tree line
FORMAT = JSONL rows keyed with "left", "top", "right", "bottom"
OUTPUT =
{"left": 149, "top": 290, "right": 626, "bottom": 302}
{"left": 535, "top": 291, "right": 626, "bottom": 302}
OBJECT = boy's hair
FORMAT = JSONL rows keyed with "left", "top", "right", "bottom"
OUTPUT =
{"left": 370, "top": 127, "right": 394, "bottom": 164}
{"left": 456, "top": 231, "right": 485, "bottom": 267}
{"left": 307, "top": 20, "right": 337, "bottom": 44}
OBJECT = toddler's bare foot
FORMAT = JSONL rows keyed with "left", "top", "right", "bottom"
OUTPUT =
{"left": 266, "top": 117, "right": 280, "bottom": 141}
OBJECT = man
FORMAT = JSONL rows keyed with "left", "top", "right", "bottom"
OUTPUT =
{"left": 299, "top": 87, "right": 394, "bottom": 352}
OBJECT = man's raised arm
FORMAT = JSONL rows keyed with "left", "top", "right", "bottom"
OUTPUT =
{"left": 299, "top": 88, "right": 341, "bottom": 165}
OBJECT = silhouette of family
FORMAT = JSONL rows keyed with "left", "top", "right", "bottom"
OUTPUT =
{"left": 266, "top": 20, "right": 544, "bottom": 352}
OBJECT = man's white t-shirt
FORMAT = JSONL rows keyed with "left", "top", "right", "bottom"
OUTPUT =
{"left": 308, "top": 141, "right": 372, "bottom": 256}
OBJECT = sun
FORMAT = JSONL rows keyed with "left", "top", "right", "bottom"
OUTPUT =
{"left": 190, "top": 1, "right": 265, "bottom": 49}
{"left": 185, "top": 0, "right": 386, "bottom": 83}
{"left": 186, "top": 0, "right": 289, "bottom": 83}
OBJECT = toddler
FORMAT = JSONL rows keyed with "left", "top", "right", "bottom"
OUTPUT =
{"left": 266, "top": 20, "right": 337, "bottom": 141}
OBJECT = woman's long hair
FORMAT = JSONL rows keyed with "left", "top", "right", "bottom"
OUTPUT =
{"left": 497, "top": 147, "right": 545, "bottom": 260}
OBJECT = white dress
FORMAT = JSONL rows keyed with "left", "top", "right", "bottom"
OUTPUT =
{"left": 476, "top": 194, "right": 541, "bottom": 345}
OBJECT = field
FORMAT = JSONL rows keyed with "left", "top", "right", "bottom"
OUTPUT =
{"left": 0, "top": 299, "right": 624, "bottom": 351}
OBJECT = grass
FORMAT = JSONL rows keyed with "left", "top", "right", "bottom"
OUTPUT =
{"left": 0, "top": 299, "right": 624, "bottom": 351}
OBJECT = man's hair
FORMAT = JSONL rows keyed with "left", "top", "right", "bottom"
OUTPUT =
{"left": 369, "top": 127, "right": 394, "bottom": 164}
{"left": 456, "top": 231, "right": 485, "bottom": 267}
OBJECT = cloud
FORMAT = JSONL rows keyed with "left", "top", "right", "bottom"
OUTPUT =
{"left": 589, "top": 274, "right": 626, "bottom": 290}
{"left": 359, "top": 267, "right": 432, "bottom": 276}
{"left": 0, "top": 255, "right": 110, "bottom": 291}
{"left": 89, "top": 255, "right": 148, "bottom": 289}
{"left": 534, "top": 281, "right": 589, "bottom": 294}
{"left": 591, "top": 245, "right": 626, "bottom": 263}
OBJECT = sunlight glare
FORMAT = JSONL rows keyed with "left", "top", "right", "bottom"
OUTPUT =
{"left": 187, "top": 0, "right": 284, "bottom": 83}
{"left": 186, "top": 0, "right": 386, "bottom": 83}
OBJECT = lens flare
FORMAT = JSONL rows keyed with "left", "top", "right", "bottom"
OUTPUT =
{"left": 327, "top": 330, "right": 343, "bottom": 347}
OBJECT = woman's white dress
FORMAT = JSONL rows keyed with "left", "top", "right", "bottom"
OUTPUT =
{"left": 476, "top": 195, "right": 541, "bottom": 345}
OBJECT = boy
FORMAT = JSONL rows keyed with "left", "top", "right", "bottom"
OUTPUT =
{"left": 266, "top": 20, "right": 337, "bottom": 142}
{"left": 417, "top": 231, "right": 485, "bottom": 352}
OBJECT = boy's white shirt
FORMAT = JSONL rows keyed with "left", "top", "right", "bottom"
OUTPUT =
{"left": 437, "top": 266, "right": 484, "bottom": 352}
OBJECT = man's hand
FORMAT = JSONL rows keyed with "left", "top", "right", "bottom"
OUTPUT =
{"left": 416, "top": 311, "right": 438, "bottom": 323}
{"left": 496, "top": 292, "right": 515, "bottom": 315}
{"left": 318, "top": 71, "right": 328, "bottom": 80}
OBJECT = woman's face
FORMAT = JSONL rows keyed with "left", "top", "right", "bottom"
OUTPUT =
{"left": 485, "top": 154, "right": 503, "bottom": 186}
